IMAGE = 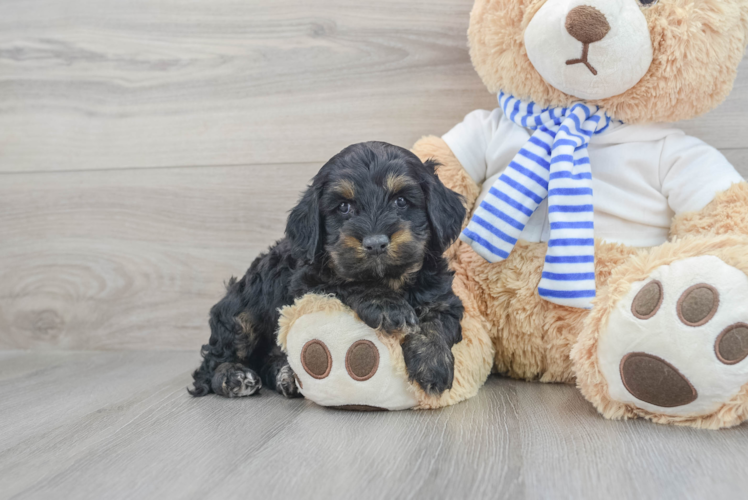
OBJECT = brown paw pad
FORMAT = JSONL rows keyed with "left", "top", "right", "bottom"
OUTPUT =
{"left": 631, "top": 280, "right": 663, "bottom": 320}
{"left": 677, "top": 284, "right": 719, "bottom": 327}
{"left": 716, "top": 323, "right": 748, "bottom": 366}
{"left": 301, "top": 340, "right": 332, "bottom": 379}
{"left": 345, "top": 340, "right": 379, "bottom": 381}
{"left": 620, "top": 353, "right": 697, "bottom": 408}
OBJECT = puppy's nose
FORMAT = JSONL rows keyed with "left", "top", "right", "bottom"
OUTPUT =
{"left": 566, "top": 5, "right": 610, "bottom": 44}
{"left": 362, "top": 235, "right": 390, "bottom": 255}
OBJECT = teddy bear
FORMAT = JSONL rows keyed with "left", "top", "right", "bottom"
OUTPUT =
{"left": 278, "top": 0, "right": 748, "bottom": 429}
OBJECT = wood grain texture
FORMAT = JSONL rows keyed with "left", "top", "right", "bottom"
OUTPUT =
{"left": 0, "top": 1, "right": 745, "bottom": 173}
{"left": 0, "top": 0, "right": 496, "bottom": 172}
{"left": 0, "top": 351, "right": 746, "bottom": 500}
{"left": 0, "top": 163, "right": 319, "bottom": 350}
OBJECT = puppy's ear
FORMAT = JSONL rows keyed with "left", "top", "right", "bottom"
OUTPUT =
{"left": 423, "top": 160, "right": 466, "bottom": 255}
{"left": 285, "top": 182, "right": 323, "bottom": 263}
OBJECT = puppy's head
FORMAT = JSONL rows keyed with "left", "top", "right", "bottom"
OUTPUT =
{"left": 285, "top": 142, "right": 465, "bottom": 283}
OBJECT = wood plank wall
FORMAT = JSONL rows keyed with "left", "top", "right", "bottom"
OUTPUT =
{"left": 1, "top": 0, "right": 747, "bottom": 350}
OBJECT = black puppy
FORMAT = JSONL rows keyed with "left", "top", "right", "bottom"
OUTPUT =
{"left": 189, "top": 142, "right": 466, "bottom": 399}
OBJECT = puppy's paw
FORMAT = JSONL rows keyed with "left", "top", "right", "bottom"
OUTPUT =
{"left": 356, "top": 298, "right": 418, "bottom": 334}
{"left": 402, "top": 334, "right": 454, "bottom": 396}
{"left": 276, "top": 364, "right": 301, "bottom": 399}
{"left": 211, "top": 363, "right": 262, "bottom": 398}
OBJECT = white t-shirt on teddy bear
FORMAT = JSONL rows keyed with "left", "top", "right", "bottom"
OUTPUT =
{"left": 443, "top": 108, "right": 745, "bottom": 248}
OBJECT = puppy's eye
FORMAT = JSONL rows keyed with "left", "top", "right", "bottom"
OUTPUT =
{"left": 338, "top": 202, "right": 352, "bottom": 215}
{"left": 637, "top": 0, "right": 658, "bottom": 7}
{"left": 395, "top": 197, "right": 408, "bottom": 208}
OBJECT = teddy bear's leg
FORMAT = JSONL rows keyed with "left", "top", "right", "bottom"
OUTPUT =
{"left": 277, "top": 293, "right": 494, "bottom": 410}
{"left": 572, "top": 235, "right": 748, "bottom": 429}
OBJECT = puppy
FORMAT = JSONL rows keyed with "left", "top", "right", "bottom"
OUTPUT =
{"left": 189, "top": 141, "right": 466, "bottom": 399}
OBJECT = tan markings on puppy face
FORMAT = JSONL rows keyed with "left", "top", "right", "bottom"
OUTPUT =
{"left": 387, "top": 261, "right": 423, "bottom": 291}
{"left": 385, "top": 174, "right": 415, "bottom": 194}
{"left": 387, "top": 228, "right": 425, "bottom": 290}
{"left": 333, "top": 180, "right": 356, "bottom": 200}
{"left": 342, "top": 235, "right": 366, "bottom": 258}
{"left": 388, "top": 228, "right": 414, "bottom": 260}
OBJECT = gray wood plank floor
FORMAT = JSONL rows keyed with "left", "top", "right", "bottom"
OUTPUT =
{"left": 1, "top": 350, "right": 747, "bottom": 500}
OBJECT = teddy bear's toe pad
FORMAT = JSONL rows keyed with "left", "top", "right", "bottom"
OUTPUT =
{"left": 716, "top": 323, "right": 748, "bottom": 365}
{"left": 286, "top": 310, "right": 417, "bottom": 411}
{"left": 619, "top": 353, "right": 697, "bottom": 408}
{"left": 599, "top": 255, "right": 748, "bottom": 417}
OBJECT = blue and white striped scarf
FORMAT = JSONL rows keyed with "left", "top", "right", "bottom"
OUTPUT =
{"left": 460, "top": 92, "right": 612, "bottom": 309}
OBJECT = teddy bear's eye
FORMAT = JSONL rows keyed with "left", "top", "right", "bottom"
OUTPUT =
{"left": 638, "top": 0, "right": 659, "bottom": 7}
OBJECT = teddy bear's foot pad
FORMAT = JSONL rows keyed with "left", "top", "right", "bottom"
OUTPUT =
{"left": 599, "top": 255, "right": 748, "bottom": 417}
{"left": 285, "top": 308, "right": 418, "bottom": 411}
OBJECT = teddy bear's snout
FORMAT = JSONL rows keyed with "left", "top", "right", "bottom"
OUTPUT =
{"left": 565, "top": 5, "right": 610, "bottom": 45}
{"left": 565, "top": 5, "right": 611, "bottom": 76}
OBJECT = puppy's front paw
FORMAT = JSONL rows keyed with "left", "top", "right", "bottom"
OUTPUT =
{"left": 211, "top": 363, "right": 262, "bottom": 398}
{"left": 402, "top": 334, "right": 454, "bottom": 396}
{"left": 276, "top": 364, "right": 301, "bottom": 399}
{"left": 356, "top": 298, "right": 418, "bottom": 334}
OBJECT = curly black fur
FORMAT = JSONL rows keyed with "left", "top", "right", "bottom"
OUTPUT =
{"left": 189, "top": 141, "right": 466, "bottom": 398}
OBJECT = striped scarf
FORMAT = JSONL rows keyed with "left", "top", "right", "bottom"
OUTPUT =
{"left": 460, "top": 92, "right": 612, "bottom": 309}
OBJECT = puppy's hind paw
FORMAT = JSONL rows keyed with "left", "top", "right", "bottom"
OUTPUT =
{"left": 276, "top": 364, "right": 301, "bottom": 399}
{"left": 212, "top": 363, "right": 262, "bottom": 398}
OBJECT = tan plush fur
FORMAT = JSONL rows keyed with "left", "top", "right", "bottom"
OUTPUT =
{"left": 671, "top": 182, "right": 748, "bottom": 238}
{"left": 277, "top": 294, "right": 350, "bottom": 353}
{"left": 469, "top": 0, "right": 748, "bottom": 124}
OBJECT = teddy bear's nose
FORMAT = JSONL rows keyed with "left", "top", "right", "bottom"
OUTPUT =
{"left": 565, "top": 5, "right": 611, "bottom": 45}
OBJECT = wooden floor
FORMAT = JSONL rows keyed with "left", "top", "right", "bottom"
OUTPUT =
{"left": 2, "top": 1, "right": 748, "bottom": 498}
{"left": 1, "top": 350, "right": 747, "bottom": 500}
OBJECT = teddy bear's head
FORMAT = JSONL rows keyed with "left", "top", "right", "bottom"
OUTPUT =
{"left": 469, "top": 0, "right": 748, "bottom": 123}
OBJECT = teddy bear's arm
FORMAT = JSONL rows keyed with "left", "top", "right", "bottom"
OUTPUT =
{"left": 658, "top": 134, "right": 748, "bottom": 238}
{"left": 671, "top": 182, "right": 748, "bottom": 239}
{"left": 412, "top": 135, "right": 481, "bottom": 211}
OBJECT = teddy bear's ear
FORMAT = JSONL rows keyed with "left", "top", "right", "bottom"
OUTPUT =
{"left": 423, "top": 159, "right": 466, "bottom": 255}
